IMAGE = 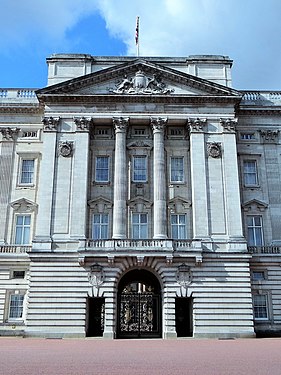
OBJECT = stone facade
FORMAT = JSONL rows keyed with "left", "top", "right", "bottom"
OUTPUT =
{"left": 0, "top": 54, "right": 280, "bottom": 338}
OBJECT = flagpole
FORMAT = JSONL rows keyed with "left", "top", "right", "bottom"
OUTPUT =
{"left": 135, "top": 16, "right": 140, "bottom": 57}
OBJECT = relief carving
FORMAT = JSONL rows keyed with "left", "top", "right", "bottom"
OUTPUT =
{"left": 113, "top": 117, "right": 129, "bottom": 132}
{"left": 150, "top": 117, "right": 167, "bottom": 132}
{"left": 74, "top": 117, "right": 93, "bottom": 131}
{"left": 58, "top": 141, "right": 74, "bottom": 157}
{"left": 0, "top": 127, "right": 20, "bottom": 140}
{"left": 259, "top": 129, "right": 279, "bottom": 143}
{"left": 207, "top": 142, "right": 222, "bottom": 158}
{"left": 220, "top": 118, "right": 237, "bottom": 132}
{"left": 187, "top": 118, "right": 207, "bottom": 132}
{"left": 42, "top": 116, "right": 60, "bottom": 132}
{"left": 109, "top": 70, "right": 174, "bottom": 95}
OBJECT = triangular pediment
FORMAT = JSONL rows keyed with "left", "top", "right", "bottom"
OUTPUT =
{"left": 88, "top": 196, "right": 112, "bottom": 211}
{"left": 36, "top": 59, "right": 240, "bottom": 100}
{"left": 10, "top": 198, "right": 38, "bottom": 212}
{"left": 242, "top": 199, "right": 268, "bottom": 212}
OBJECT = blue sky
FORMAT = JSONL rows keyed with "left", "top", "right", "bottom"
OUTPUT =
{"left": 0, "top": 0, "right": 281, "bottom": 90}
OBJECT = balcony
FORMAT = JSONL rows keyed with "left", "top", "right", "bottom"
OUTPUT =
{"left": 248, "top": 246, "right": 281, "bottom": 254}
{"left": 0, "top": 245, "right": 32, "bottom": 254}
{"left": 86, "top": 239, "right": 192, "bottom": 252}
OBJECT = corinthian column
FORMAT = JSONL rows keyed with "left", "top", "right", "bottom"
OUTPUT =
{"left": 151, "top": 117, "right": 167, "bottom": 239}
{"left": 112, "top": 117, "right": 129, "bottom": 239}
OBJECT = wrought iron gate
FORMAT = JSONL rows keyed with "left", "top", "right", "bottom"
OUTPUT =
{"left": 118, "top": 292, "right": 161, "bottom": 338}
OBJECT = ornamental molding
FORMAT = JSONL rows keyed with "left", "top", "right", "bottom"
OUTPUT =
{"left": 74, "top": 116, "right": 93, "bottom": 131}
{"left": 0, "top": 127, "right": 20, "bottom": 140}
{"left": 207, "top": 142, "right": 222, "bottom": 158}
{"left": 88, "top": 264, "right": 104, "bottom": 288}
{"left": 88, "top": 196, "right": 113, "bottom": 212}
{"left": 168, "top": 197, "right": 191, "bottom": 213}
{"left": 127, "top": 140, "right": 152, "bottom": 149}
{"left": 242, "top": 199, "right": 268, "bottom": 212}
{"left": 187, "top": 118, "right": 207, "bottom": 132}
{"left": 176, "top": 264, "right": 193, "bottom": 288}
{"left": 113, "top": 117, "right": 129, "bottom": 132}
{"left": 108, "top": 69, "right": 174, "bottom": 95}
{"left": 58, "top": 141, "right": 74, "bottom": 157}
{"left": 10, "top": 198, "right": 38, "bottom": 213}
{"left": 150, "top": 117, "right": 167, "bottom": 132}
{"left": 42, "top": 116, "right": 60, "bottom": 132}
{"left": 220, "top": 118, "right": 237, "bottom": 132}
{"left": 259, "top": 129, "right": 279, "bottom": 143}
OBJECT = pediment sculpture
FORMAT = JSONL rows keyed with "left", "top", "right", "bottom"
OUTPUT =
{"left": 109, "top": 70, "right": 174, "bottom": 95}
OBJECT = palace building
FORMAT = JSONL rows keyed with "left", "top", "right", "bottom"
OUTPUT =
{"left": 0, "top": 54, "right": 281, "bottom": 338}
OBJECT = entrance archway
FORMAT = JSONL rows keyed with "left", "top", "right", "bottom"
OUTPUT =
{"left": 117, "top": 269, "right": 162, "bottom": 338}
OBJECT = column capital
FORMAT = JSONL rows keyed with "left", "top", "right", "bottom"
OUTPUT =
{"left": 220, "top": 118, "right": 237, "bottom": 133}
{"left": 259, "top": 129, "right": 279, "bottom": 144}
{"left": 0, "top": 127, "right": 20, "bottom": 141}
{"left": 150, "top": 117, "right": 167, "bottom": 132}
{"left": 74, "top": 116, "right": 93, "bottom": 132}
{"left": 113, "top": 117, "right": 129, "bottom": 132}
{"left": 42, "top": 116, "right": 60, "bottom": 132}
{"left": 187, "top": 118, "right": 207, "bottom": 132}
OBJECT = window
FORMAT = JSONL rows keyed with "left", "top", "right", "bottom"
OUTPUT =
{"left": 243, "top": 160, "right": 258, "bottom": 186}
{"left": 134, "top": 128, "right": 145, "bottom": 135}
{"left": 252, "top": 271, "right": 265, "bottom": 281}
{"left": 20, "top": 159, "right": 34, "bottom": 184}
{"left": 240, "top": 133, "right": 255, "bottom": 140}
{"left": 133, "top": 156, "right": 147, "bottom": 182}
{"left": 95, "top": 157, "right": 109, "bottom": 183}
{"left": 247, "top": 215, "right": 264, "bottom": 246}
{"left": 171, "top": 214, "right": 187, "bottom": 239}
{"left": 253, "top": 294, "right": 268, "bottom": 320}
{"left": 12, "top": 271, "right": 25, "bottom": 279}
{"left": 132, "top": 213, "right": 148, "bottom": 239}
{"left": 15, "top": 215, "right": 31, "bottom": 245}
{"left": 92, "top": 214, "right": 109, "bottom": 239}
{"left": 171, "top": 157, "right": 184, "bottom": 183}
{"left": 8, "top": 293, "right": 24, "bottom": 320}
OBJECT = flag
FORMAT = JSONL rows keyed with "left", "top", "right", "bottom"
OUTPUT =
{"left": 135, "top": 16, "right": 139, "bottom": 45}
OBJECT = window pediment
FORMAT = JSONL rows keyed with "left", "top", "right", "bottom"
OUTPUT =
{"left": 242, "top": 199, "right": 268, "bottom": 212}
{"left": 10, "top": 198, "right": 38, "bottom": 213}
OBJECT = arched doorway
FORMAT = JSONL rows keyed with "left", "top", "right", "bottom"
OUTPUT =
{"left": 117, "top": 269, "right": 162, "bottom": 338}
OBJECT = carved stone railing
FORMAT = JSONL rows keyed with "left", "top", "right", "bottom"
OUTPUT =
{"left": 0, "top": 245, "right": 32, "bottom": 254}
{"left": 0, "top": 88, "right": 38, "bottom": 102}
{"left": 241, "top": 91, "right": 281, "bottom": 105}
{"left": 248, "top": 246, "right": 281, "bottom": 254}
{"left": 86, "top": 239, "right": 192, "bottom": 251}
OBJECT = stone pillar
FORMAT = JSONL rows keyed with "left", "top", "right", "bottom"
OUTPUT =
{"left": 112, "top": 117, "right": 129, "bottom": 239}
{"left": 221, "top": 119, "right": 244, "bottom": 241}
{"left": 0, "top": 128, "right": 20, "bottom": 244}
{"left": 70, "top": 117, "right": 91, "bottom": 239}
{"left": 33, "top": 117, "right": 59, "bottom": 250}
{"left": 188, "top": 118, "right": 209, "bottom": 239}
{"left": 151, "top": 117, "right": 167, "bottom": 239}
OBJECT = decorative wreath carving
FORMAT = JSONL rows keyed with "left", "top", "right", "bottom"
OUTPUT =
{"left": 207, "top": 142, "right": 222, "bottom": 158}
{"left": 58, "top": 141, "right": 73, "bottom": 157}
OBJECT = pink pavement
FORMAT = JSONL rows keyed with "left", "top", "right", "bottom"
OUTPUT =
{"left": 0, "top": 337, "right": 280, "bottom": 375}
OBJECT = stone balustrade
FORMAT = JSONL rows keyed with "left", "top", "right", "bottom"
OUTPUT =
{"left": 0, "top": 88, "right": 38, "bottom": 102}
{"left": 0, "top": 245, "right": 32, "bottom": 254}
{"left": 86, "top": 239, "right": 192, "bottom": 251}
{"left": 241, "top": 91, "right": 281, "bottom": 105}
{"left": 248, "top": 246, "right": 281, "bottom": 254}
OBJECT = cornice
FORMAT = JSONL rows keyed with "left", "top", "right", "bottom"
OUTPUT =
{"left": 0, "top": 104, "right": 43, "bottom": 114}
{"left": 238, "top": 106, "right": 281, "bottom": 115}
{"left": 36, "top": 94, "right": 241, "bottom": 106}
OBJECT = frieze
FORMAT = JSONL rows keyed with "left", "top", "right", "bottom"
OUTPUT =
{"left": 113, "top": 117, "right": 129, "bottom": 132}
{"left": 187, "top": 118, "right": 207, "bottom": 132}
{"left": 74, "top": 116, "right": 93, "bottom": 131}
{"left": 0, "top": 127, "right": 20, "bottom": 140}
{"left": 108, "top": 70, "right": 174, "bottom": 95}
{"left": 150, "top": 117, "right": 167, "bottom": 132}
{"left": 207, "top": 142, "right": 222, "bottom": 158}
{"left": 42, "top": 116, "right": 60, "bottom": 132}
{"left": 259, "top": 129, "right": 279, "bottom": 144}
{"left": 58, "top": 141, "right": 74, "bottom": 157}
{"left": 220, "top": 118, "right": 237, "bottom": 132}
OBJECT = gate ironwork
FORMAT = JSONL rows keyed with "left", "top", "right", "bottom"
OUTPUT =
{"left": 118, "top": 291, "right": 160, "bottom": 338}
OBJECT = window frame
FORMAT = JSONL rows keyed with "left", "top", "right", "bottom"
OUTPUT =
{"left": 132, "top": 155, "right": 148, "bottom": 183}
{"left": 92, "top": 213, "right": 109, "bottom": 240}
{"left": 243, "top": 160, "right": 259, "bottom": 187}
{"left": 14, "top": 214, "right": 31, "bottom": 245}
{"left": 247, "top": 215, "right": 264, "bottom": 246}
{"left": 95, "top": 156, "right": 110, "bottom": 183}
{"left": 252, "top": 293, "right": 269, "bottom": 321}
{"left": 132, "top": 213, "right": 148, "bottom": 239}
{"left": 170, "top": 214, "right": 187, "bottom": 239}
{"left": 6, "top": 291, "right": 25, "bottom": 322}
{"left": 170, "top": 156, "right": 184, "bottom": 184}
{"left": 18, "top": 158, "right": 35, "bottom": 186}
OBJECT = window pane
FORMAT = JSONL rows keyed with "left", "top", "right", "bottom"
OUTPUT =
{"left": 15, "top": 215, "right": 31, "bottom": 245}
{"left": 171, "top": 157, "right": 184, "bottom": 182}
{"left": 171, "top": 214, "right": 186, "bottom": 239}
{"left": 92, "top": 214, "right": 108, "bottom": 239}
{"left": 247, "top": 215, "right": 263, "bottom": 246}
{"left": 244, "top": 161, "right": 258, "bottom": 186}
{"left": 133, "top": 156, "right": 147, "bottom": 182}
{"left": 253, "top": 294, "right": 268, "bottom": 319}
{"left": 96, "top": 157, "right": 109, "bottom": 182}
{"left": 20, "top": 160, "right": 34, "bottom": 184}
{"left": 132, "top": 213, "right": 148, "bottom": 239}
{"left": 9, "top": 294, "right": 24, "bottom": 319}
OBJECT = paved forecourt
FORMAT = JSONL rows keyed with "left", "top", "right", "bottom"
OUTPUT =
{"left": 0, "top": 337, "right": 280, "bottom": 375}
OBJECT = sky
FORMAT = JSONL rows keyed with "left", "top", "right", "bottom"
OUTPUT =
{"left": 0, "top": 0, "right": 281, "bottom": 91}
